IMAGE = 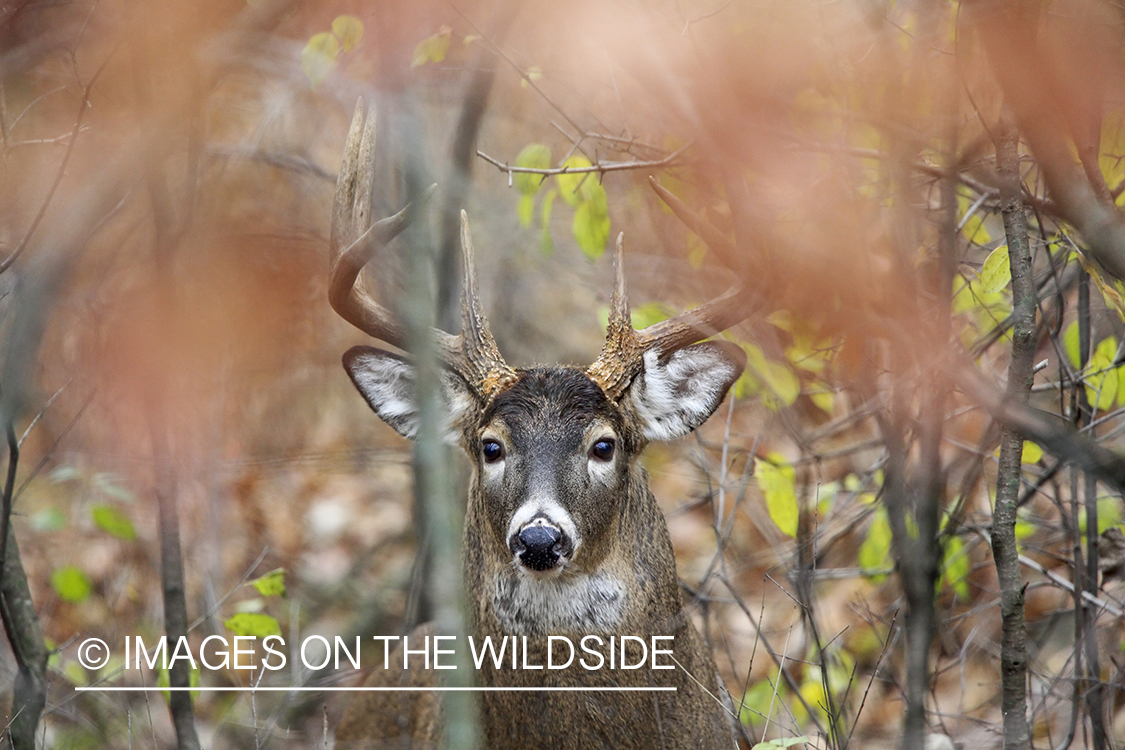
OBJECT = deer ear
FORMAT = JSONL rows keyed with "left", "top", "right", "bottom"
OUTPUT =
{"left": 343, "top": 346, "right": 476, "bottom": 442}
{"left": 627, "top": 341, "right": 746, "bottom": 442}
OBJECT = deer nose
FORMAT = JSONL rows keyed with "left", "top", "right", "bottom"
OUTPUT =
{"left": 511, "top": 521, "right": 570, "bottom": 571}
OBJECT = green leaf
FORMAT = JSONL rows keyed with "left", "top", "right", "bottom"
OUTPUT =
{"left": 1086, "top": 336, "right": 1118, "bottom": 411}
{"left": 1077, "top": 496, "right": 1123, "bottom": 535}
{"left": 556, "top": 156, "right": 594, "bottom": 206}
{"left": 978, "top": 244, "right": 1011, "bottom": 293}
{"left": 740, "top": 679, "right": 778, "bottom": 727}
{"left": 411, "top": 26, "right": 451, "bottom": 68}
{"left": 518, "top": 194, "right": 535, "bottom": 228}
{"left": 940, "top": 535, "right": 970, "bottom": 601}
{"left": 331, "top": 15, "right": 363, "bottom": 52}
{"left": 224, "top": 612, "right": 281, "bottom": 638}
{"left": 91, "top": 505, "right": 136, "bottom": 541}
{"left": 755, "top": 455, "right": 798, "bottom": 537}
{"left": 858, "top": 509, "right": 892, "bottom": 579}
{"left": 573, "top": 197, "right": 610, "bottom": 259}
{"left": 251, "top": 569, "right": 286, "bottom": 598}
{"left": 51, "top": 566, "right": 91, "bottom": 603}
{"left": 514, "top": 144, "right": 551, "bottom": 195}
{"left": 301, "top": 32, "right": 339, "bottom": 87}
{"left": 1014, "top": 517, "right": 1037, "bottom": 541}
{"left": 63, "top": 661, "right": 88, "bottom": 686}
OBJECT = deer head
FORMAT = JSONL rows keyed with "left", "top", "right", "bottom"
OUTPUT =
{"left": 331, "top": 102, "right": 754, "bottom": 592}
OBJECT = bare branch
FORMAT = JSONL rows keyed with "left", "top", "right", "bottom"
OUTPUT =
{"left": 475, "top": 144, "right": 689, "bottom": 180}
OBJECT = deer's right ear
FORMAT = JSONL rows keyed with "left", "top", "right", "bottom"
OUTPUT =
{"left": 343, "top": 346, "right": 476, "bottom": 442}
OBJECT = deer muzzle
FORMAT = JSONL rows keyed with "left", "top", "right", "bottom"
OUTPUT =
{"left": 510, "top": 517, "right": 572, "bottom": 572}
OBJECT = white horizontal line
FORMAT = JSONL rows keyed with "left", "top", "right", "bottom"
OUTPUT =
{"left": 75, "top": 686, "right": 676, "bottom": 693}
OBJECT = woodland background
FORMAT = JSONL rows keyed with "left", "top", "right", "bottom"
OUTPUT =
{"left": 1, "top": 0, "right": 1125, "bottom": 748}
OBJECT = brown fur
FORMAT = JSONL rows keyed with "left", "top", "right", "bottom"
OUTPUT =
{"left": 337, "top": 361, "right": 741, "bottom": 749}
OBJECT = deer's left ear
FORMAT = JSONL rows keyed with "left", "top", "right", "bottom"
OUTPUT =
{"left": 627, "top": 341, "right": 746, "bottom": 442}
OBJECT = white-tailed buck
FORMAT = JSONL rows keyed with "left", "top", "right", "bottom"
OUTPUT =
{"left": 331, "top": 101, "right": 753, "bottom": 750}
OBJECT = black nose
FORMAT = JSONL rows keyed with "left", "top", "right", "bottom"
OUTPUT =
{"left": 514, "top": 524, "right": 565, "bottom": 571}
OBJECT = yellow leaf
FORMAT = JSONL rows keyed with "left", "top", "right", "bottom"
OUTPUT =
{"left": 556, "top": 156, "right": 594, "bottom": 206}
{"left": 755, "top": 456, "right": 798, "bottom": 537}
{"left": 1086, "top": 336, "right": 1119, "bottom": 411}
{"left": 961, "top": 214, "right": 991, "bottom": 245}
{"left": 1063, "top": 321, "right": 1080, "bottom": 369}
{"left": 517, "top": 194, "right": 535, "bottom": 228}
{"left": 224, "top": 612, "right": 281, "bottom": 638}
{"left": 809, "top": 385, "right": 835, "bottom": 415}
{"left": 767, "top": 309, "right": 793, "bottom": 331}
{"left": 411, "top": 26, "right": 451, "bottom": 67}
{"left": 1073, "top": 247, "right": 1125, "bottom": 323}
{"left": 1021, "top": 442, "right": 1043, "bottom": 464}
{"left": 513, "top": 144, "right": 551, "bottom": 195}
{"left": 573, "top": 199, "right": 610, "bottom": 259}
{"left": 742, "top": 343, "right": 800, "bottom": 408}
{"left": 520, "top": 65, "right": 543, "bottom": 88}
{"left": 858, "top": 508, "right": 891, "bottom": 579}
{"left": 301, "top": 32, "right": 339, "bottom": 87}
{"left": 331, "top": 15, "right": 363, "bottom": 52}
{"left": 978, "top": 244, "right": 1011, "bottom": 293}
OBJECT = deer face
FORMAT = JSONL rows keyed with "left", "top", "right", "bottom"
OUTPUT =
{"left": 475, "top": 367, "right": 624, "bottom": 577}
{"left": 344, "top": 342, "right": 744, "bottom": 578}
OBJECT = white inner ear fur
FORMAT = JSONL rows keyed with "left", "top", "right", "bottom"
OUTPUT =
{"left": 344, "top": 348, "right": 475, "bottom": 443}
{"left": 628, "top": 344, "right": 741, "bottom": 442}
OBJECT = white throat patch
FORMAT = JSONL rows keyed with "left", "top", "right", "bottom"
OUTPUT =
{"left": 492, "top": 571, "right": 626, "bottom": 635}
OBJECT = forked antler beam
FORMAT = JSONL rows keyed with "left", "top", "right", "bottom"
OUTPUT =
{"left": 329, "top": 100, "right": 517, "bottom": 399}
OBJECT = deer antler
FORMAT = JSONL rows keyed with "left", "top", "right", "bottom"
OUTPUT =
{"left": 330, "top": 100, "right": 516, "bottom": 399}
{"left": 585, "top": 179, "right": 758, "bottom": 400}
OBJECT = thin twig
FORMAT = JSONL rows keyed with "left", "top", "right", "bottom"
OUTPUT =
{"left": 476, "top": 143, "right": 690, "bottom": 178}
{"left": 1, "top": 49, "right": 115, "bottom": 273}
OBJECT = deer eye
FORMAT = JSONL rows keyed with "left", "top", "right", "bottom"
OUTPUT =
{"left": 482, "top": 439, "right": 504, "bottom": 463}
{"left": 590, "top": 439, "right": 615, "bottom": 462}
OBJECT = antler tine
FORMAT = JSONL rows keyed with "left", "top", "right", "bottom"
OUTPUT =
{"left": 586, "top": 234, "right": 644, "bottom": 400}
{"left": 458, "top": 212, "right": 517, "bottom": 396}
{"left": 586, "top": 184, "right": 759, "bottom": 400}
{"left": 328, "top": 100, "right": 461, "bottom": 364}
